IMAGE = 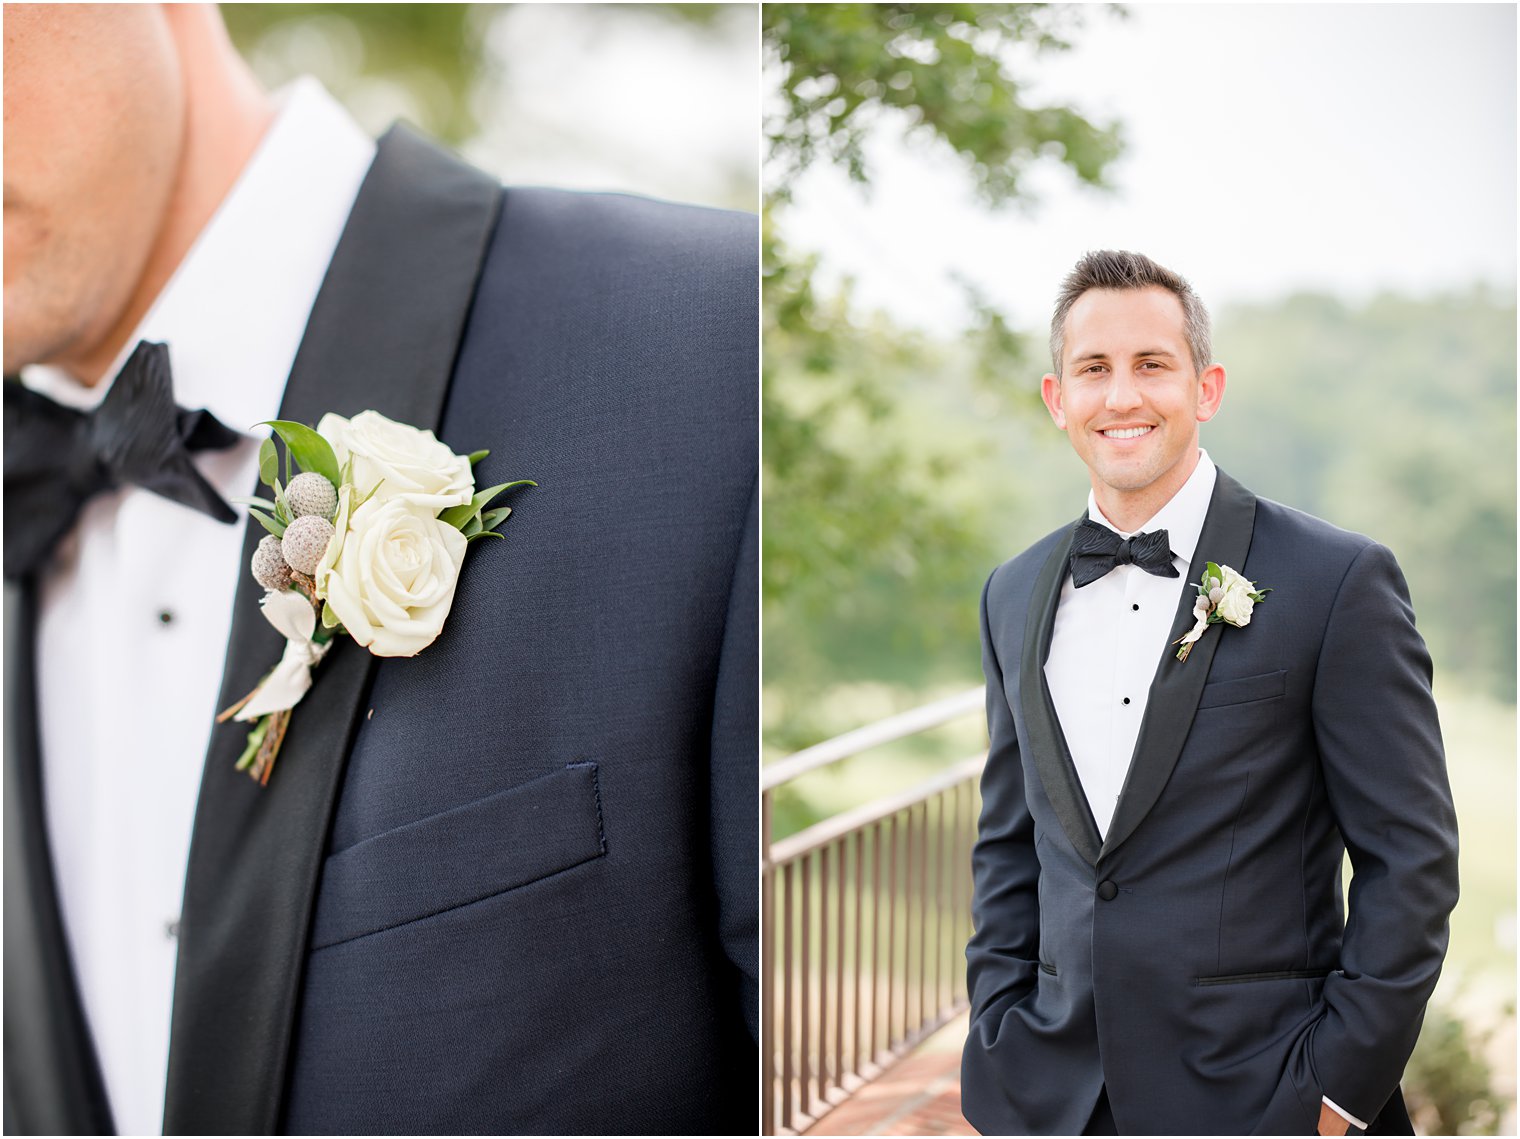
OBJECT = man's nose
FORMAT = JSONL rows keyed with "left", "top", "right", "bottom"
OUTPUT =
{"left": 1105, "top": 372, "right": 1142, "bottom": 410}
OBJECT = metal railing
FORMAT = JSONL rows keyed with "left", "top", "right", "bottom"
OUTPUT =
{"left": 762, "top": 687, "right": 987, "bottom": 1136}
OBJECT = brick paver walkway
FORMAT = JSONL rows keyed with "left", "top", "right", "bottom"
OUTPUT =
{"left": 803, "top": 1013, "right": 975, "bottom": 1137}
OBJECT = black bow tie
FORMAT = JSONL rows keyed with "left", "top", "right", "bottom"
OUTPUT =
{"left": 1069, "top": 517, "right": 1179, "bottom": 588}
{"left": 4, "top": 340, "right": 241, "bottom": 580}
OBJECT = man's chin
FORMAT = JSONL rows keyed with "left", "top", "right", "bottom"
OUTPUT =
{"left": 1090, "top": 461, "right": 1161, "bottom": 495}
{"left": 2, "top": 316, "right": 92, "bottom": 379}
{"left": 2, "top": 310, "right": 60, "bottom": 375}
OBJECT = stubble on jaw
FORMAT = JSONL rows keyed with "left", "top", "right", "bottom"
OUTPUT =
{"left": 2, "top": 205, "right": 139, "bottom": 378}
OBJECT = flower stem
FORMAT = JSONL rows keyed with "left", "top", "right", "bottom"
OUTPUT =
{"left": 248, "top": 708, "right": 292, "bottom": 785}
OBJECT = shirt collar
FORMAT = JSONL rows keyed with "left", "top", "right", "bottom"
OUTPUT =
{"left": 21, "top": 78, "right": 377, "bottom": 437}
{"left": 1086, "top": 449, "right": 1217, "bottom": 568}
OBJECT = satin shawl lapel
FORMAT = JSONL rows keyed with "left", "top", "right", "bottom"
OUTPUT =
{"left": 3, "top": 578, "right": 115, "bottom": 1135}
{"left": 163, "top": 125, "right": 501, "bottom": 1136}
{"left": 1019, "top": 522, "right": 1104, "bottom": 867}
{"left": 1100, "top": 468, "right": 1257, "bottom": 860}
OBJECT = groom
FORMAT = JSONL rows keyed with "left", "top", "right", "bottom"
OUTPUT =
{"left": 961, "top": 251, "right": 1458, "bottom": 1135}
{"left": 4, "top": 5, "right": 755, "bottom": 1135}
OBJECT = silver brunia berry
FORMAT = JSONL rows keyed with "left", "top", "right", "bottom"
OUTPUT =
{"left": 251, "top": 534, "right": 293, "bottom": 591}
{"left": 282, "top": 515, "right": 336, "bottom": 576}
{"left": 286, "top": 471, "right": 338, "bottom": 519}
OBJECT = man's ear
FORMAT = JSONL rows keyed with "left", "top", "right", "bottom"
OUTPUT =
{"left": 1040, "top": 372, "right": 1067, "bottom": 429}
{"left": 1196, "top": 363, "right": 1226, "bottom": 423}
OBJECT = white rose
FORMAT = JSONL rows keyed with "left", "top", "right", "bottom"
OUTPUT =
{"left": 1214, "top": 565, "right": 1257, "bottom": 626}
{"left": 319, "top": 495, "right": 468, "bottom": 657}
{"left": 317, "top": 410, "right": 473, "bottom": 511}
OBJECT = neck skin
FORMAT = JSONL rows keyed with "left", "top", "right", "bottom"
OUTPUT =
{"left": 68, "top": 7, "right": 274, "bottom": 385}
{"left": 1091, "top": 445, "right": 1202, "bottom": 534}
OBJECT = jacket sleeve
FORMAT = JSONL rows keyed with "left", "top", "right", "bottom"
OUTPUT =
{"left": 1308, "top": 541, "right": 1460, "bottom": 1122}
{"left": 965, "top": 571, "right": 1044, "bottom": 1034}
{"left": 709, "top": 481, "right": 758, "bottom": 1040}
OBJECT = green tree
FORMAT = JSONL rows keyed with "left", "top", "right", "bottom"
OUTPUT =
{"left": 763, "top": 4, "right": 1125, "bottom": 746}
{"left": 1208, "top": 288, "right": 1517, "bottom": 700}
{"left": 224, "top": 5, "right": 493, "bottom": 143}
{"left": 225, "top": 4, "right": 740, "bottom": 146}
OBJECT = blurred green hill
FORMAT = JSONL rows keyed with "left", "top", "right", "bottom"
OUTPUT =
{"left": 764, "top": 285, "right": 1517, "bottom": 759}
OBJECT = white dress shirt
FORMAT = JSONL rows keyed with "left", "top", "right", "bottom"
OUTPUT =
{"left": 1044, "top": 451, "right": 1216, "bottom": 839}
{"left": 20, "top": 78, "right": 375, "bottom": 1136}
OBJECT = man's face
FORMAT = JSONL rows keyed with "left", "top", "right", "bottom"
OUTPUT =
{"left": 3, "top": 4, "right": 184, "bottom": 375}
{"left": 1041, "top": 286, "right": 1224, "bottom": 512}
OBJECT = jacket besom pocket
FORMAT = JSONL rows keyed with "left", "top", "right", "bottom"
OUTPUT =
{"left": 309, "top": 761, "right": 607, "bottom": 949}
{"left": 1195, "top": 668, "right": 1288, "bottom": 710}
{"left": 1193, "top": 968, "right": 1330, "bottom": 986}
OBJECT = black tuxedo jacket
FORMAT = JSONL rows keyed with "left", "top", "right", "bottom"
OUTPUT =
{"left": 5, "top": 127, "right": 757, "bottom": 1135}
{"left": 961, "top": 469, "right": 1459, "bottom": 1135}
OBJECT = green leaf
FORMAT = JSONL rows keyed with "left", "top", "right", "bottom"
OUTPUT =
{"left": 478, "top": 478, "right": 537, "bottom": 505}
{"left": 229, "top": 496, "right": 277, "bottom": 512}
{"left": 461, "top": 516, "right": 483, "bottom": 538}
{"left": 258, "top": 437, "right": 279, "bottom": 488}
{"left": 466, "top": 530, "right": 506, "bottom": 542}
{"left": 439, "top": 505, "right": 478, "bottom": 531}
{"left": 480, "top": 506, "right": 512, "bottom": 532}
{"left": 467, "top": 449, "right": 490, "bottom": 466}
{"left": 248, "top": 508, "right": 286, "bottom": 538}
{"left": 440, "top": 479, "right": 536, "bottom": 530}
{"left": 272, "top": 478, "right": 289, "bottom": 524}
{"left": 260, "top": 420, "right": 340, "bottom": 486}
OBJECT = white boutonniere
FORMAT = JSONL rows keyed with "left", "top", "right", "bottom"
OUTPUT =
{"left": 217, "top": 411, "right": 534, "bottom": 784}
{"left": 1173, "top": 561, "right": 1271, "bottom": 662}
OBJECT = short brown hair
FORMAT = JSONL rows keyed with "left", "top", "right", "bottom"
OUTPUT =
{"left": 1049, "top": 250, "right": 1212, "bottom": 375}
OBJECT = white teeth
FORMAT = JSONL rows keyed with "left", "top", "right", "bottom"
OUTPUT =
{"left": 1102, "top": 426, "right": 1152, "bottom": 439}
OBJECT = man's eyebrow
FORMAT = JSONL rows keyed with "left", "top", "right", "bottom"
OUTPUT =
{"left": 1070, "top": 349, "right": 1179, "bottom": 364}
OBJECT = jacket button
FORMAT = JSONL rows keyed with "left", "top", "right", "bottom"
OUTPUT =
{"left": 1097, "top": 880, "right": 1118, "bottom": 901}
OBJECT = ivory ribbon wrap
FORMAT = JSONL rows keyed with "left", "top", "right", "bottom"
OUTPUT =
{"left": 1177, "top": 594, "right": 1212, "bottom": 651}
{"left": 235, "top": 589, "right": 334, "bottom": 721}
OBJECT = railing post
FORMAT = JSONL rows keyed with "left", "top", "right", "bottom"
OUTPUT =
{"left": 782, "top": 860, "right": 794, "bottom": 1134}
{"left": 818, "top": 843, "right": 830, "bottom": 1110}
{"left": 761, "top": 686, "right": 986, "bottom": 1134}
{"left": 762, "top": 789, "right": 775, "bottom": 1137}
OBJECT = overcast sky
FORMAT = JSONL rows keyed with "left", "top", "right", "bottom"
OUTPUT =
{"left": 777, "top": 3, "right": 1517, "bottom": 336}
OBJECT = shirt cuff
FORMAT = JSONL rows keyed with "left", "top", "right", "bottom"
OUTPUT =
{"left": 1322, "top": 1095, "right": 1369, "bottom": 1131}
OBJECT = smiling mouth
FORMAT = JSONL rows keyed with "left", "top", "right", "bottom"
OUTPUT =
{"left": 1100, "top": 426, "right": 1153, "bottom": 440}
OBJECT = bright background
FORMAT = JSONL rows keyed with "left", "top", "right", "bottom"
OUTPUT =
{"left": 226, "top": 3, "right": 758, "bottom": 212}
{"left": 781, "top": 3, "right": 1515, "bottom": 333}
{"left": 763, "top": 5, "right": 1516, "bottom": 1133}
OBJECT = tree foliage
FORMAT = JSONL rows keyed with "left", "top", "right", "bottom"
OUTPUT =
{"left": 225, "top": 4, "right": 739, "bottom": 146}
{"left": 763, "top": 5, "right": 1125, "bottom": 730}
{"left": 224, "top": 4, "right": 492, "bottom": 143}
{"left": 765, "top": 4, "right": 1123, "bottom": 205}
{"left": 1209, "top": 288, "right": 1517, "bottom": 700}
